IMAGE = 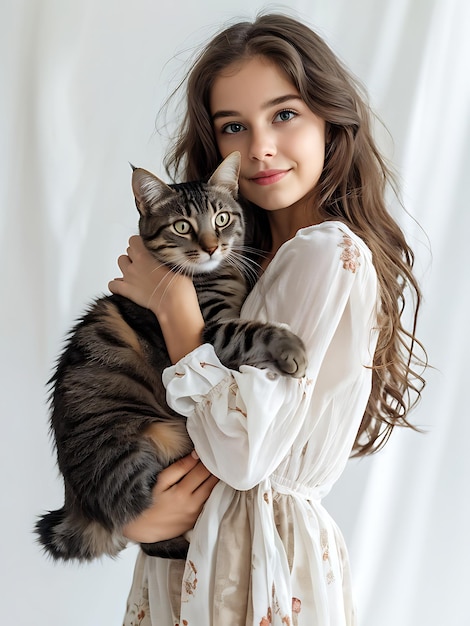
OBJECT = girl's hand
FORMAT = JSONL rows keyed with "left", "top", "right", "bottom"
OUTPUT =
{"left": 108, "top": 235, "right": 193, "bottom": 316}
{"left": 122, "top": 453, "right": 219, "bottom": 544}
{"left": 108, "top": 236, "right": 205, "bottom": 363}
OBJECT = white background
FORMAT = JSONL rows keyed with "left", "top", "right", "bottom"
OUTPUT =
{"left": 1, "top": 0, "right": 469, "bottom": 624}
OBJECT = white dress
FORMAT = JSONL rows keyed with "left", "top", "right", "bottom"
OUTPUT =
{"left": 123, "top": 221, "right": 379, "bottom": 626}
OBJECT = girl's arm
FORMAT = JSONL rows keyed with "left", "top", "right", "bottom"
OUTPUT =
{"left": 109, "top": 236, "right": 216, "bottom": 543}
{"left": 161, "top": 224, "right": 379, "bottom": 490}
{"left": 108, "top": 235, "right": 204, "bottom": 364}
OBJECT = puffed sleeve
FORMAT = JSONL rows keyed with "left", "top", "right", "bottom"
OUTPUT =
{"left": 162, "top": 223, "right": 378, "bottom": 490}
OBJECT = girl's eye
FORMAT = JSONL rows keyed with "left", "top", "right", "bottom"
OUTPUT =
{"left": 214, "top": 212, "right": 231, "bottom": 228}
{"left": 222, "top": 122, "right": 245, "bottom": 134}
{"left": 173, "top": 220, "right": 192, "bottom": 235}
{"left": 275, "top": 109, "right": 297, "bottom": 123}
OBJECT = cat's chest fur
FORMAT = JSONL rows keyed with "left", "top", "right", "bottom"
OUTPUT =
{"left": 35, "top": 152, "right": 307, "bottom": 563}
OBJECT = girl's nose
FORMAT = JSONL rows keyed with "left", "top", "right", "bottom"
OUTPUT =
{"left": 248, "top": 128, "right": 277, "bottom": 160}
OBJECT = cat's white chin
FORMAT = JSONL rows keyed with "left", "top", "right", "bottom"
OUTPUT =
{"left": 194, "top": 258, "right": 224, "bottom": 273}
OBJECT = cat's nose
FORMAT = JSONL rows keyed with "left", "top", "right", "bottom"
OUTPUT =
{"left": 200, "top": 234, "right": 219, "bottom": 256}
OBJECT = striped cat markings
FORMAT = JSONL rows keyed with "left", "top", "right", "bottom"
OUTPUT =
{"left": 35, "top": 152, "right": 307, "bottom": 561}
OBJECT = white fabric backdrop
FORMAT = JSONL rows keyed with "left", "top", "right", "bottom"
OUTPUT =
{"left": 1, "top": 0, "right": 468, "bottom": 624}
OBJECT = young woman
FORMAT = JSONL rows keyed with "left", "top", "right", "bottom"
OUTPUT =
{"left": 109, "top": 13, "right": 426, "bottom": 626}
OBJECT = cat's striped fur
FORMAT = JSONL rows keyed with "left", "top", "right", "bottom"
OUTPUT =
{"left": 35, "top": 152, "right": 307, "bottom": 561}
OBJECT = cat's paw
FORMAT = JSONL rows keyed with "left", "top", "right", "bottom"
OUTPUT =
{"left": 270, "top": 332, "right": 308, "bottom": 378}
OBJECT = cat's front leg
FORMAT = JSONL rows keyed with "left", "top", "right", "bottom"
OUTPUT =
{"left": 203, "top": 319, "right": 308, "bottom": 378}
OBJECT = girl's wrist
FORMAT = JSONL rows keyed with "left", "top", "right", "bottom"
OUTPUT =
{"left": 122, "top": 519, "right": 163, "bottom": 544}
{"left": 152, "top": 288, "right": 205, "bottom": 364}
{"left": 147, "top": 272, "right": 195, "bottom": 318}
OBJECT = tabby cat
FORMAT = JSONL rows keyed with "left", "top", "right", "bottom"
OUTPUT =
{"left": 35, "top": 151, "right": 307, "bottom": 561}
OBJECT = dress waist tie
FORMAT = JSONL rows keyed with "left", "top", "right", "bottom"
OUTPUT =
{"left": 270, "top": 474, "right": 324, "bottom": 502}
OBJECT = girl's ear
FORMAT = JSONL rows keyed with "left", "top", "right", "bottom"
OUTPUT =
{"left": 208, "top": 151, "right": 241, "bottom": 197}
{"left": 131, "top": 166, "right": 176, "bottom": 216}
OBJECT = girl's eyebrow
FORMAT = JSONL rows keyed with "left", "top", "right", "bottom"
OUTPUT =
{"left": 212, "top": 94, "right": 302, "bottom": 121}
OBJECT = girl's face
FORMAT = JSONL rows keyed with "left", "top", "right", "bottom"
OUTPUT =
{"left": 210, "top": 55, "right": 326, "bottom": 214}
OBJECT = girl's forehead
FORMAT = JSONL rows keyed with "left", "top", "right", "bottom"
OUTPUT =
{"left": 210, "top": 56, "right": 298, "bottom": 110}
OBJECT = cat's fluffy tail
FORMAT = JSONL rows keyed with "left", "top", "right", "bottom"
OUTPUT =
{"left": 35, "top": 508, "right": 127, "bottom": 561}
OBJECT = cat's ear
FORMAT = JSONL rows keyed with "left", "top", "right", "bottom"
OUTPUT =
{"left": 131, "top": 167, "right": 176, "bottom": 216}
{"left": 208, "top": 151, "right": 240, "bottom": 197}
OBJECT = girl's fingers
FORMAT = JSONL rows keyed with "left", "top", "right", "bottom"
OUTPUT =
{"left": 178, "top": 461, "right": 216, "bottom": 493}
{"left": 126, "top": 235, "right": 144, "bottom": 259}
{"left": 123, "top": 454, "right": 218, "bottom": 543}
{"left": 129, "top": 234, "right": 144, "bottom": 248}
{"left": 155, "top": 454, "right": 218, "bottom": 496}
{"left": 117, "top": 254, "right": 131, "bottom": 271}
{"left": 155, "top": 454, "right": 201, "bottom": 492}
{"left": 195, "top": 474, "right": 219, "bottom": 497}
{"left": 108, "top": 278, "right": 123, "bottom": 294}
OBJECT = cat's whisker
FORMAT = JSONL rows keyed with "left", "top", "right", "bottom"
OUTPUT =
{"left": 226, "top": 254, "right": 253, "bottom": 277}
{"left": 231, "top": 246, "right": 267, "bottom": 270}
{"left": 233, "top": 244, "right": 268, "bottom": 259}
{"left": 150, "top": 261, "right": 171, "bottom": 274}
{"left": 172, "top": 259, "right": 196, "bottom": 279}
{"left": 146, "top": 278, "right": 170, "bottom": 310}
{"left": 144, "top": 258, "right": 195, "bottom": 309}
{"left": 228, "top": 251, "right": 262, "bottom": 283}
{"left": 230, "top": 249, "right": 264, "bottom": 270}
{"left": 224, "top": 261, "right": 257, "bottom": 291}
{"left": 228, "top": 253, "right": 257, "bottom": 274}
{"left": 147, "top": 260, "right": 196, "bottom": 310}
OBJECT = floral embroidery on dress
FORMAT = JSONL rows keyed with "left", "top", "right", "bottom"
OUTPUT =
{"left": 292, "top": 597, "right": 301, "bottom": 613}
{"left": 338, "top": 234, "right": 361, "bottom": 273}
{"left": 259, "top": 585, "right": 292, "bottom": 625}
{"left": 301, "top": 377, "right": 313, "bottom": 399}
{"left": 320, "top": 529, "right": 335, "bottom": 585}
{"left": 182, "top": 559, "right": 198, "bottom": 599}
{"left": 260, "top": 607, "right": 272, "bottom": 625}
{"left": 291, "top": 597, "right": 302, "bottom": 626}
{"left": 123, "top": 582, "right": 150, "bottom": 626}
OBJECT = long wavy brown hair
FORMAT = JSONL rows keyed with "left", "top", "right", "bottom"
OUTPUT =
{"left": 162, "top": 13, "right": 427, "bottom": 456}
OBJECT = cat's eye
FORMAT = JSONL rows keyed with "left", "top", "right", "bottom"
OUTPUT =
{"left": 214, "top": 212, "right": 231, "bottom": 228}
{"left": 173, "top": 220, "right": 192, "bottom": 235}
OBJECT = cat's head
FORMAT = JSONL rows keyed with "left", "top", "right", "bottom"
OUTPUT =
{"left": 131, "top": 152, "right": 244, "bottom": 275}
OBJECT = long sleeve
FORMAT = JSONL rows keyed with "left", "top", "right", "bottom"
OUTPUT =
{"left": 162, "top": 222, "right": 378, "bottom": 490}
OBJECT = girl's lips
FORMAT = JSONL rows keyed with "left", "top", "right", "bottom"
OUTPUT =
{"left": 249, "top": 169, "right": 290, "bottom": 186}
